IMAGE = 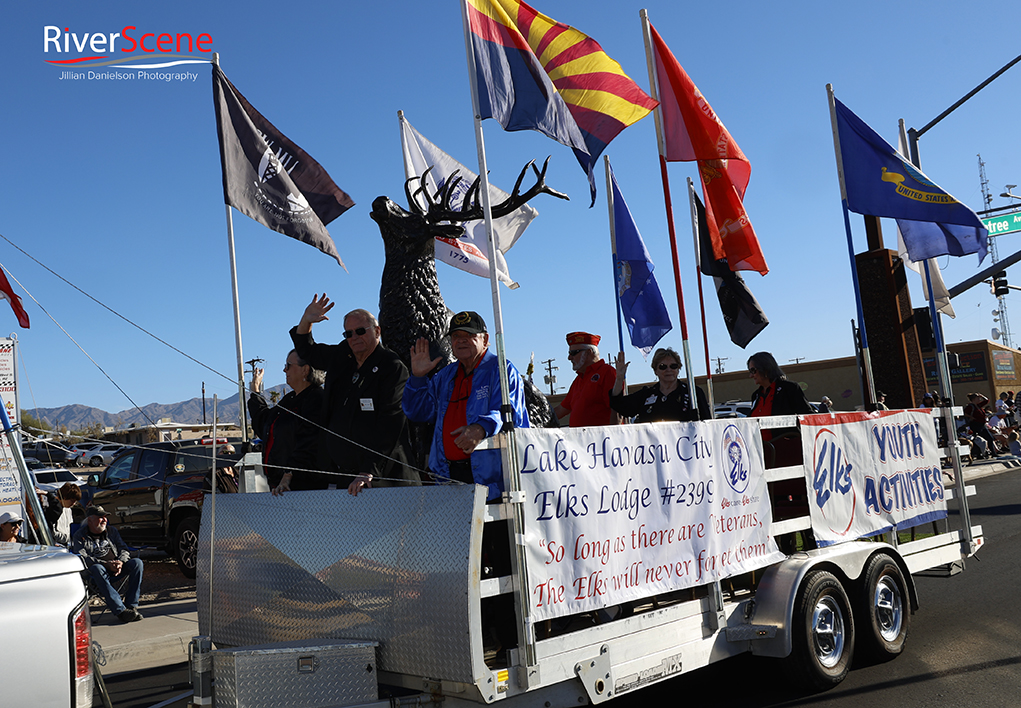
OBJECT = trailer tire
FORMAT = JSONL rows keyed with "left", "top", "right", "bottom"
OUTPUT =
{"left": 857, "top": 553, "right": 909, "bottom": 660}
{"left": 174, "top": 517, "right": 200, "bottom": 579}
{"left": 787, "top": 570, "right": 854, "bottom": 690}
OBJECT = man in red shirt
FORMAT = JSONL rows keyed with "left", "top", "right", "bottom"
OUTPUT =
{"left": 554, "top": 332, "right": 617, "bottom": 427}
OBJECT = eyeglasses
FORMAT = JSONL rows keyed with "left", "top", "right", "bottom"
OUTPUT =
{"left": 747, "top": 367, "right": 758, "bottom": 375}
{"left": 343, "top": 327, "right": 369, "bottom": 339}
{"left": 568, "top": 349, "right": 584, "bottom": 357}
{"left": 282, "top": 361, "right": 303, "bottom": 372}
{"left": 3, "top": 520, "right": 21, "bottom": 527}
{"left": 657, "top": 363, "right": 679, "bottom": 370}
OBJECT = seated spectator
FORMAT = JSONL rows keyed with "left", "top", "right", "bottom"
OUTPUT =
{"left": 1009, "top": 431, "right": 1021, "bottom": 457}
{"left": 43, "top": 482, "right": 81, "bottom": 547}
{"left": 0, "top": 511, "right": 28, "bottom": 543}
{"left": 71, "top": 506, "right": 144, "bottom": 623}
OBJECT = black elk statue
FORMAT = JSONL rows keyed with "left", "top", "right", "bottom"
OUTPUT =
{"left": 371, "top": 158, "right": 567, "bottom": 446}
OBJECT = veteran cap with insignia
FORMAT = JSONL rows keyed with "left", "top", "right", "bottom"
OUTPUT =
{"left": 566, "top": 331, "right": 601, "bottom": 347}
{"left": 448, "top": 311, "right": 487, "bottom": 335}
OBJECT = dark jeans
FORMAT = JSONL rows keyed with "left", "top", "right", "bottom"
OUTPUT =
{"left": 88, "top": 558, "right": 143, "bottom": 614}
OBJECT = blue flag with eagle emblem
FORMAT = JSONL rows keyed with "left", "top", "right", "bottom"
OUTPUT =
{"left": 834, "top": 97, "right": 987, "bottom": 262}
{"left": 610, "top": 165, "right": 671, "bottom": 355}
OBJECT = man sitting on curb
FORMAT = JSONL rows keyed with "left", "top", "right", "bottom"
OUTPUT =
{"left": 71, "top": 505, "right": 144, "bottom": 623}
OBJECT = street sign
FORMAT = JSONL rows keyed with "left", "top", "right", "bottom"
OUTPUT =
{"left": 981, "top": 212, "right": 1021, "bottom": 236}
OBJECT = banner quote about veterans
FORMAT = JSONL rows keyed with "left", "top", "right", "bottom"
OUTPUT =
{"left": 516, "top": 422, "right": 785, "bottom": 621}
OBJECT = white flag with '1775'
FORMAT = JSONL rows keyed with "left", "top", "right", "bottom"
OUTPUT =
{"left": 400, "top": 113, "right": 537, "bottom": 289}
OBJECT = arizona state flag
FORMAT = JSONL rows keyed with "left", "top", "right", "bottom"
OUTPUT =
{"left": 466, "top": 0, "right": 657, "bottom": 205}
{"left": 212, "top": 66, "right": 353, "bottom": 268}
{"left": 649, "top": 25, "right": 767, "bottom": 275}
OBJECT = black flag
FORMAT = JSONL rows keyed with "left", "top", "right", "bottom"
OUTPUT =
{"left": 695, "top": 193, "right": 768, "bottom": 348}
{"left": 212, "top": 65, "right": 353, "bottom": 268}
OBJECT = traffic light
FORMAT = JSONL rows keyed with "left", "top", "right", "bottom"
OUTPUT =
{"left": 993, "top": 271, "right": 1009, "bottom": 297}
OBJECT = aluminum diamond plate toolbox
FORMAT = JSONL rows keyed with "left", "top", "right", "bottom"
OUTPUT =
{"left": 213, "top": 638, "right": 377, "bottom": 708}
{"left": 198, "top": 485, "right": 486, "bottom": 685}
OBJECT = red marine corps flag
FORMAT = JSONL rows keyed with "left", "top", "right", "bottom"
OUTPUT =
{"left": 0, "top": 266, "right": 29, "bottom": 329}
{"left": 212, "top": 65, "right": 354, "bottom": 268}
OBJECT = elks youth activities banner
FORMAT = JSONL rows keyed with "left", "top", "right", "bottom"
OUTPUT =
{"left": 515, "top": 421, "right": 784, "bottom": 622}
{"left": 800, "top": 410, "right": 948, "bottom": 547}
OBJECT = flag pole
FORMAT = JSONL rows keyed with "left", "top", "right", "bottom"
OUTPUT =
{"left": 826, "top": 83, "right": 877, "bottom": 408}
{"left": 460, "top": 0, "right": 534, "bottom": 670}
{"left": 605, "top": 158, "right": 627, "bottom": 358}
{"left": 641, "top": 9, "right": 697, "bottom": 400}
{"left": 212, "top": 53, "right": 249, "bottom": 442}
{"left": 687, "top": 177, "right": 715, "bottom": 411}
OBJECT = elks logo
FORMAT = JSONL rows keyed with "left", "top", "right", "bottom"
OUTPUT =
{"left": 43, "top": 25, "right": 213, "bottom": 69}
{"left": 810, "top": 428, "right": 855, "bottom": 536}
{"left": 720, "top": 424, "right": 749, "bottom": 494}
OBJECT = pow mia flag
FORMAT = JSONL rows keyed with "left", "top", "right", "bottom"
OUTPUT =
{"left": 213, "top": 65, "right": 353, "bottom": 268}
{"left": 694, "top": 193, "right": 768, "bottom": 349}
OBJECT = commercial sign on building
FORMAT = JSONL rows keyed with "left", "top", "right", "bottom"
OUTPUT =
{"left": 923, "top": 351, "right": 987, "bottom": 385}
{"left": 991, "top": 350, "right": 1017, "bottom": 381}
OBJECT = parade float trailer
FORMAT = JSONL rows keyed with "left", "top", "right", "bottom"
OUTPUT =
{"left": 194, "top": 408, "right": 980, "bottom": 707}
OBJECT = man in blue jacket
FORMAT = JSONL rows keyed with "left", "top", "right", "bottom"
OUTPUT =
{"left": 402, "top": 311, "right": 529, "bottom": 501}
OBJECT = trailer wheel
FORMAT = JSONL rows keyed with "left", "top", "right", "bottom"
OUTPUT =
{"left": 174, "top": 517, "right": 200, "bottom": 579}
{"left": 857, "top": 553, "right": 909, "bottom": 660}
{"left": 787, "top": 570, "right": 854, "bottom": 690}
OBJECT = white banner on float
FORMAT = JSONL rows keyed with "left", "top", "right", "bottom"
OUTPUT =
{"left": 800, "top": 410, "right": 947, "bottom": 547}
{"left": 515, "top": 421, "right": 785, "bottom": 622}
{"left": 0, "top": 339, "right": 22, "bottom": 515}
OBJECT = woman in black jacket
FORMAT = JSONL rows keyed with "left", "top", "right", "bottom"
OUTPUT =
{"left": 248, "top": 350, "right": 326, "bottom": 494}
{"left": 609, "top": 347, "right": 710, "bottom": 423}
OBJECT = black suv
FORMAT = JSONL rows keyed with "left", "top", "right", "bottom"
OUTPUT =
{"left": 87, "top": 439, "right": 240, "bottom": 577}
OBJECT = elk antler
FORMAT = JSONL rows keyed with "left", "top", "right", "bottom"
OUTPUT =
{"left": 405, "top": 157, "right": 569, "bottom": 224}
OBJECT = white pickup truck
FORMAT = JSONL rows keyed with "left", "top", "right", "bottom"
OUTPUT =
{"left": 0, "top": 543, "right": 93, "bottom": 707}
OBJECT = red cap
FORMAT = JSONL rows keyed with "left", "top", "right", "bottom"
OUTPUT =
{"left": 566, "top": 332, "right": 600, "bottom": 347}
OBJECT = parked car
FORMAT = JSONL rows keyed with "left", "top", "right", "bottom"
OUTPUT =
{"left": 713, "top": 400, "right": 753, "bottom": 418}
{"left": 69, "top": 442, "right": 104, "bottom": 467}
{"left": 21, "top": 440, "right": 77, "bottom": 467}
{"left": 85, "top": 443, "right": 125, "bottom": 467}
{"left": 29, "top": 466, "right": 89, "bottom": 494}
{"left": 87, "top": 439, "right": 241, "bottom": 577}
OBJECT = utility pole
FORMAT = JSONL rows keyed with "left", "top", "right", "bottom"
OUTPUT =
{"left": 789, "top": 357, "right": 806, "bottom": 365}
{"left": 245, "top": 357, "right": 264, "bottom": 378}
{"left": 202, "top": 382, "right": 206, "bottom": 424}
{"left": 711, "top": 357, "right": 728, "bottom": 374}
{"left": 542, "top": 358, "right": 558, "bottom": 396}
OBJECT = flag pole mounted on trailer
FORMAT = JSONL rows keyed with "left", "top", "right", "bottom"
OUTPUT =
{"left": 640, "top": 9, "right": 697, "bottom": 400}
{"left": 212, "top": 53, "right": 249, "bottom": 441}
{"left": 686, "top": 177, "right": 716, "bottom": 410}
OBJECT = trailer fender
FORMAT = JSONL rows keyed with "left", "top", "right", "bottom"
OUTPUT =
{"left": 745, "top": 542, "right": 915, "bottom": 659}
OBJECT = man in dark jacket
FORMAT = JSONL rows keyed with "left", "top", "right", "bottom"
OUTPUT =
{"left": 42, "top": 481, "right": 82, "bottom": 546}
{"left": 291, "top": 296, "right": 417, "bottom": 490}
{"left": 71, "top": 506, "right": 143, "bottom": 623}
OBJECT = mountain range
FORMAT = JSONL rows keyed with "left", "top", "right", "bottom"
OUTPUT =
{"left": 27, "top": 384, "right": 289, "bottom": 432}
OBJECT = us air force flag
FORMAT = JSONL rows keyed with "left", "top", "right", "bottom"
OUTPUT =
{"left": 400, "top": 113, "right": 536, "bottom": 289}
{"left": 213, "top": 66, "right": 353, "bottom": 268}
{"left": 834, "top": 98, "right": 987, "bottom": 263}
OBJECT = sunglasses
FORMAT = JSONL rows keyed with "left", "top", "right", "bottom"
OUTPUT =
{"left": 283, "top": 361, "right": 304, "bottom": 372}
{"left": 3, "top": 520, "right": 22, "bottom": 527}
{"left": 568, "top": 349, "right": 584, "bottom": 357}
{"left": 748, "top": 367, "right": 759, "bottom": 375}
{"left": 343, "top": 327, "right": 369, "bottom": 339}
{"left": 657, "top": 363, "right": 679, "bottom": 370}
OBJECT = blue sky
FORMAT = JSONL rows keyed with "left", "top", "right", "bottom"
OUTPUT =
{"left": 4, "top": 0, "right": 1020, "bottom": 418}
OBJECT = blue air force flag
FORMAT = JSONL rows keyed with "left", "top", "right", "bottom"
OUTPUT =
{"left": 834, "top": 98, "right": 987, "bottom": 262}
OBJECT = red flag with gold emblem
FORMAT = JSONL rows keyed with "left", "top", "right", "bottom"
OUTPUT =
{"left": 649, "top": 25, "right": 767, "bottom": 275}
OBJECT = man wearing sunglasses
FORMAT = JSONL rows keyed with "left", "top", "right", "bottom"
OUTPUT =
{"left": 402, "top": 310, "right": 529, "bottom": 501}
{"left": 292, "top": 294, "right": 417, "bottom": 490}
{"left": 554, "top": 332, "right": 617, "bottom": 427}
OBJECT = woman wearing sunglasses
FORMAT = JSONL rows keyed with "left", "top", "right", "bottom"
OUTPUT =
{"left": 609, "top": 348, "right": 710, "bottom": 423}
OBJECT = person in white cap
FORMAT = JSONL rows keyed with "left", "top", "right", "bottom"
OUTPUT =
{"left": 0, "top": 510, "right": 27, "bottom": 543}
